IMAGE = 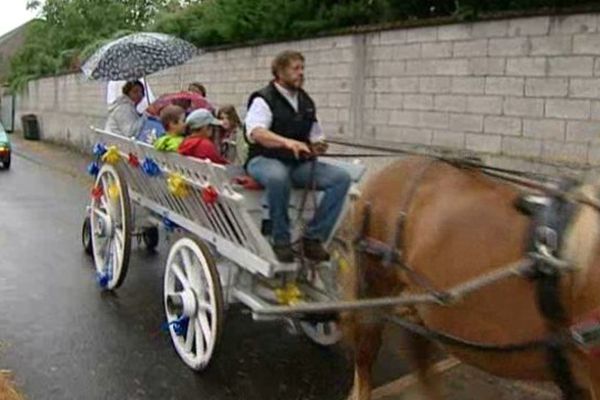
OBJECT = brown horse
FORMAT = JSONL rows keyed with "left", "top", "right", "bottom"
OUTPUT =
{"left": 339, "top": 156, "right": 600, "bottom": 400}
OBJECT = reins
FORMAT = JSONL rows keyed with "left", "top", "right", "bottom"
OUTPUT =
{"left": 319, "top": 146, "right": 600, "bottom": 213}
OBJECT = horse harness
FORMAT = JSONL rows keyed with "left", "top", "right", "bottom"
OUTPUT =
{"left": 351, "top": 157, "right": 593, "bottom": 400}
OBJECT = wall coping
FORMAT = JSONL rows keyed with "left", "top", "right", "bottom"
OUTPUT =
{"left": 22, "top": 4, "right": 600, "bottom": 84}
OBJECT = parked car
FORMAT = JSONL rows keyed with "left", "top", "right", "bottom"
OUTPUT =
{"left": 0, "top": 122, "right": 11, "bottom": 169}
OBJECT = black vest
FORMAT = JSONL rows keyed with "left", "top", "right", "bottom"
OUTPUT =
{"left": 246, "top": 82, "right": 316, "bottom": 163}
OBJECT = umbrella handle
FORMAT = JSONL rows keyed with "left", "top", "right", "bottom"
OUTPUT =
{"left": 143, "top": 76, "right": 150, "bottom": 109}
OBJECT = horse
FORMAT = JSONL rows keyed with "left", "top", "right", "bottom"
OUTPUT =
{"left": 337, "top": 156, "right": 600, "bottom": 400}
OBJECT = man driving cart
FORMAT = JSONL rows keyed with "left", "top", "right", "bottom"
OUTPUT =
{"left": 245, "top": 50, "right": 352, "bottom": 263}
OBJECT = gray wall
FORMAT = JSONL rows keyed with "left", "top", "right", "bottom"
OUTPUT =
{"left": 15, "top": 12, "right": 600, "bottom": 174}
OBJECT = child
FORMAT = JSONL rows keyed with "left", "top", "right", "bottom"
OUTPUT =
{"left": 153, "top": 105, "right": 185, "bottom": 151}
{"left": 178, "top": 109, "right": 228, "bottom": 165}
{"left": 216, "top": 105, "right": 243, "bottom": 163}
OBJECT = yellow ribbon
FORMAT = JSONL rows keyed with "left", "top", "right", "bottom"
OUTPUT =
{"left": 102, "top": 146, "right": 121, "bottom": 165}
{"left": 107, "top": 183, "right": 120, "bottom": 200}
{"left": 167, "top": 172, "right": 189, "bottom": 198}
{"left": 333, "top": 250, "right": 350, "bottom": 273}
{"left": 275, "top": 283, "right": 303, "bottom": 306}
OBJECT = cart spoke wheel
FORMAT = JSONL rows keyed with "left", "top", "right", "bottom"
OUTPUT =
{"left": 298, "top": 238, "right": 349, "bottom": 347}
{"left": 81, "top": 215, "right": 94, "bottom": 256}
{"left": 299, "top": 320, "right": 342, "bottom": 347}
{"left": 195, "top": 319, "right": 206, "bottom": 356}
{"left": 184, "top": 320, "right": 196, "bottom": 352}
{"left": 164, "top": 237, "right": 223, "bottom": 371}
{"left": 171, "top": 263, "right": 190, "bottom": 290}
{"left": 90, "top": 164, "right": 132, "bottom": 290}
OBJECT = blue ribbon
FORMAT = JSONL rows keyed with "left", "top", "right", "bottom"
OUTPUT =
{"left": 93, "top": 142, "right": 107, "bottom": 157}
{"left": 162, "top": 216, "right": 178, "bottom": 232}
{"left": 96, "top": 249, "right": 114, "bottom": 289}
{"left": 161, "top": 316, "right": 189, "bottom": 336}
{"left": 87, "top": 161, "right": 100, "bottom": 177}
{"left": 142, "top": 157, "right": 161, "bottom": 177}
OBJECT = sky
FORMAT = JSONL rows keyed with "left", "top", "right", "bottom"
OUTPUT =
{"left": 0, "top": 0, "right": 38, "bottom": 37}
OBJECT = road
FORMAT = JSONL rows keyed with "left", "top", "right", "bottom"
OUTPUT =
{"left": 0, "top": 136, "right": 409, "bottom": 400}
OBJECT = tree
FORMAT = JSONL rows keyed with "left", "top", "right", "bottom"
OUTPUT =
{"left": 8, "top": 0, "right": 185, "bottom": 90}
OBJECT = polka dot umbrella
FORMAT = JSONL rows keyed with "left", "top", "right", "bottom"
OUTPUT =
{"left": 81, "top": 32, "right": 198, "bottom": 81}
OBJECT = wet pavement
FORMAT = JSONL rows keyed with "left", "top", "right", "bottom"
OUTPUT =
{"left": 0, "top": 135, "right": 409, "bottom": 400}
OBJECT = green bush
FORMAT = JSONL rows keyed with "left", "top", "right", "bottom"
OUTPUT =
{"left": 8, "top": 0, "right": 600, "bottom": 91}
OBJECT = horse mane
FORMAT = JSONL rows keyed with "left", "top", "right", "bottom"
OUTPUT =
{"left": 562, "top": 183, "right": 600, "bottom": 293}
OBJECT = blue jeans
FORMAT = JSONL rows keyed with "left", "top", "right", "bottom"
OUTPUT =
{"left": 247, "top": 156, "right": 352, "bottom": 245}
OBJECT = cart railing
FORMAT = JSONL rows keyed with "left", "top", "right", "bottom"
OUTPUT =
{"left": 91, "top": 127, "right": 283, "bottom": 277}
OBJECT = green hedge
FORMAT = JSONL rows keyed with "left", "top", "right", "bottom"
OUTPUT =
{"left": 7, "top": 0, "right": 599, "bottom": 91}
{"left": 153, "top": 0, "right": 598, "bottom": 47}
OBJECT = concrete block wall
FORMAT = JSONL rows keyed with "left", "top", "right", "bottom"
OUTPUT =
{"left": 15, "top": 12, "right": 600, "bottom": 171}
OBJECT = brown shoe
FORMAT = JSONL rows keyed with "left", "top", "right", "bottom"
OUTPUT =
{"left": 303, "top": 238, "right": 330, "bottom": 262}
{"left": 273, "top": 244, "right": 295, "bottom": 263}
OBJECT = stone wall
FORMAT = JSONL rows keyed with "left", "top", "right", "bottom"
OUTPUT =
{"left": 15, "top": 12, "right": 600, "bottom": 173}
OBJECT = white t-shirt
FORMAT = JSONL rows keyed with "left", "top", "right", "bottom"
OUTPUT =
{"left": 244, "top": 82, "right": 324, "bottom": 144}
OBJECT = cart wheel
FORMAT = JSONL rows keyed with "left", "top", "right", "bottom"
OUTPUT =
{"left": 81, "top": 215, "right": 93, "bottom": 256}
{"left": 142, "top": 226, "right": 159, "bottom": 251}
{"left": 299, "top": 238, "right": 350, "bottom": 346}
{"left": 164, "top": 237, "right": 224, "bottom": 371}
{"left": 90, "top": 164, "right": 132, "bottom": 290}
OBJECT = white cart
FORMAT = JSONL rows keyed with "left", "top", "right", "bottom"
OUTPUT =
{"left": 82, "top": 128, "right": 365, "bottom": 371}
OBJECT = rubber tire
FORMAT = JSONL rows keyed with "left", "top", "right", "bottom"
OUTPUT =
{"left": 142, "top": 226, "right": 159, "bottom": 251}
{"left": 82, "top": 215, "right": 93, "bottom": 256}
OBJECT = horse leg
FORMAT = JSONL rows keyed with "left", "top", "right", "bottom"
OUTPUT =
{"left": 347, "top": 321, "right": 385, "bottom": 400}
{"left": 403, "top": 330, "right": 443, "bottom": 400}
{"left": 586, "top": 362, "right": 600, "bottom": 400}
{"left": 567, "top": 353, "right": 600, "bottom": 400}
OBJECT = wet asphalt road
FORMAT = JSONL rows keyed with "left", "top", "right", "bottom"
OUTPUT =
{"left": 0, "top": 142, "right": 408, "bottom": 400}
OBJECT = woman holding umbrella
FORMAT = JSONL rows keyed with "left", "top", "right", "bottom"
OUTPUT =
{"left": 82, "top": 32, "right": 199, "bottom": 137}
{"left": 104, "top": 80, "right": 145, "bottom": 136}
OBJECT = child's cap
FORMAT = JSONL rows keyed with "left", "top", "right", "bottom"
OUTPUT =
{"left": 186, "top": 109, "right": 222, "bottom": 130}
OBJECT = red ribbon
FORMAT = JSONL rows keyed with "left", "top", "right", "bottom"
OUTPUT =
{"left": 128, "top": 153, "right": 140, "bottom": 167}
{"left": 201, "top": 186, "right": 219, "bottom": 205}
{"left": 233, "top": 175, "right": 263, "bottom": 190}
{"left": 91, "top": 185, "right": 104, "bottom": 200}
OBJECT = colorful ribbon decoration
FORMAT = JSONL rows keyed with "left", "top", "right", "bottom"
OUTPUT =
{"left": 128, "top": 153, "right": 140, "bottom": 168}
{"left": 332, "top": 250, "right": 349, "bottom": 273}
{"left": 91, "top": 185, "right": 104, "bottom": 200}
{"left": 275, "top": 283, "right": 303, "bottom": 306}
{"left": 96, "top": 256, "right": 113, "bottom": 289}
{"left": 107, "top": 183, "right": 120, "bottom": 200}
{"left": 167, "top": 172, "right": 189, "bottom": 198}
{"left": 142, "top": 157, "right": 161, "bottom": 177}
{"left": 161, "top": 316, "right": 189, "bottom": 337}
{"left": 102, "top": 146, "right": 121, "bottom": 165}
{"left": 201, "top": 186, "right": 219, "bottom": 205}
{"left": 162, "top": 216, "right": 178, "bottom": 232}
{"left": 93, "top": 142, "right": 107, "bottom": 157}
{"left": 87, "top": 161, "right": 100, "bottom": 177}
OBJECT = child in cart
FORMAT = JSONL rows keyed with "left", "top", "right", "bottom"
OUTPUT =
{"left": 178, "top": 109, "right": 228, "bottom": 165}
{"left": 154, "top": 105, "right": 186, "bottom": 152}
{"left": 215, "top": 105, "right": 242, "bottom": 163}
